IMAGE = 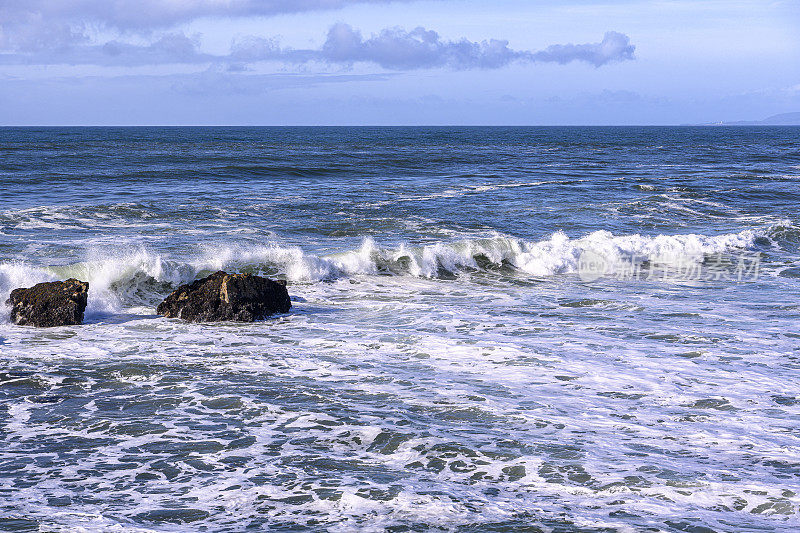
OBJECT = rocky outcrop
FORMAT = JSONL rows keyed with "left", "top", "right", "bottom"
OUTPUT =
{"left": 156, "top": 271, "right": 291, "bottom": 323}
{"left": 6, "top": 279, "right": 89, "bottom": 327}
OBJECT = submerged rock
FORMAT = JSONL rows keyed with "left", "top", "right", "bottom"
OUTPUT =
{"left": 7, "top": 279, "right": 89, "bottom": 327}
{"left": 156, "top": 271, "right": 291, "bottom": 323}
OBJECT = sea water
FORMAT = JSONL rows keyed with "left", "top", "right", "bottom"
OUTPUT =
{"left": 1, "top": 126, "right": 799, "bottom": 531}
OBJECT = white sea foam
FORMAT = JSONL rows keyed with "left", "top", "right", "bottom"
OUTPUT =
{"left": 191, "top": 226, "right": 761, "bottom": 282}
{"left": 0, "top": 226, "right": 768, "bottom": 318}
{"left": 1, "top": 239, "right": 798, "bottom": 531}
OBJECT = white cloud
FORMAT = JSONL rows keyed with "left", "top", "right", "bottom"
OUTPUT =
{"left": 0, "top": 0, "right": 403, "bottom": 52}
{"left": 319, "top": 23, "right": 524, "bottom": 69}
{"left": 0, "top": 0, "right": 635, "bottom": 71}
{"left": 529, "top": 31, "right": 635, "bottom": 67}
{"left": 1, "top": 1, "right": 401, "bottom": 32}
{"left": 317, "top": 24, "right": 634, "bottom": 69}
{"left": 0, "top": 23, "right": 634, "bottom": 72}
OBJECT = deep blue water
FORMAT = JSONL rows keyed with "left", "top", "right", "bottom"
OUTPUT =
{"left": 1, "top": 127, "right": 799, "bottom": 532}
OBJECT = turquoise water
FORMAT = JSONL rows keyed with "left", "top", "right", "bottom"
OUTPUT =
{"left": 1, "top": 126, "right": 799, "bottom": 531}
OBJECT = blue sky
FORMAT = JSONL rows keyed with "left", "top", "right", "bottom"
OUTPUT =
{"left": 1, "top": 0, "right": 798, "bottom": 125}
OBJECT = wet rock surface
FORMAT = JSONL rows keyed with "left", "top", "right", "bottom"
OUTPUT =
{"left": 7, "top": 279, "right": 89, "bottom": 327}
{"left": 156, "top": 271, "right": 291, "bottom": 323}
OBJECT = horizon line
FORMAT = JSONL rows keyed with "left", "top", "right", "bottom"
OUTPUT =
{"left": 2, "top": 124, "right": 799, "bottom": 128}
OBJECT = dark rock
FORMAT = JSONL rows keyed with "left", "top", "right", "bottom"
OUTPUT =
{"left": 156, "top": 271, "right": 291, "bottom": 323}
{"left": 6, "top": 279, "right": 89, "bottom": 327}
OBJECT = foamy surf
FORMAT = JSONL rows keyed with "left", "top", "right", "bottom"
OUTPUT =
{"left": 4, "top": 126, "right": 800, "bottom": 533}
{"left": 0, "top": 226, "right": 772, "bottom": 318}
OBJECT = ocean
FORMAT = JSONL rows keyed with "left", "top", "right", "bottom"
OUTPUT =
{"left": 1, "top": 126, "right": 799, "bottom": 532}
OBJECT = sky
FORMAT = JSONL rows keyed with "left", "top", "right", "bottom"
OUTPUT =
{"left": 0, "top": 0, "right": 798, "bottom": 125}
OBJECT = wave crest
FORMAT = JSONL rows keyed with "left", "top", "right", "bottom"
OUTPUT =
{"left": 0, "top": 227, "right": 770, "bottom": 315}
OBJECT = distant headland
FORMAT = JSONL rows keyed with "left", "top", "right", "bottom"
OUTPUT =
{"left": 708, "top": 112, "right": 800, "bottom": 126}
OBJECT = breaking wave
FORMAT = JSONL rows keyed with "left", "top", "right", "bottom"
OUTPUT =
{"left": 0, "top": 226, "right": 777, "bottom": 315}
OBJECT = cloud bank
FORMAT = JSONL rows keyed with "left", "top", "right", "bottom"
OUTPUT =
{"left": 317, "top": 24, "right": 634, "bottom": 69}
{"left": 0, "top": 0, "right": 399, "bottom": 50}
{"left": 319, "top": 24, "right": 527, "bottom": 69}
{"left": 1, "top": 22, "right": 635, "bottom": 70}
{"left": 529, "top": 31, "right": 636, "bottom": 68}
{"left": 0, "top": 0, "right": 634, "bottom": 70}
{"left": 2, "top": 0, "right": 399, "bottom": 29}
